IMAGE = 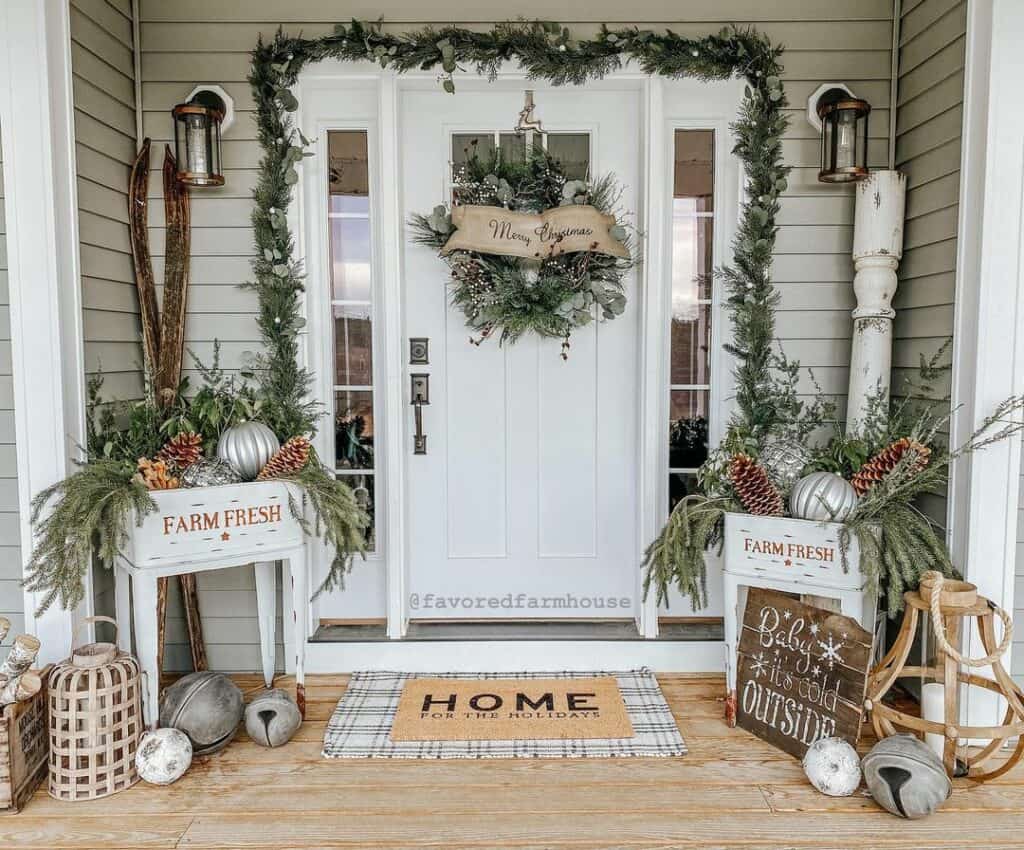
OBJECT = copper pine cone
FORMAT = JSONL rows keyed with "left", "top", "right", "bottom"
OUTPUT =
{"left": 156, "top": 431, "right": 204, "bottom": 469}
{"left": 851, "top": 437, "right": 932, "bottom": 496}
{"left": 136, "top": 457, "right": 180, "bottom": 490}
{"left": 257, "top": 436, "right": 311, "bottom": 480}
{"left": 729, "top": 453, "right": 784, "bottom": 517}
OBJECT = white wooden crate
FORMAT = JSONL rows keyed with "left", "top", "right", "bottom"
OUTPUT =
{"left": 723, "top": 512, "right": 862, "bottom": 591}
{"left": 124, "top": 481, "right": 304, "bottom": 570}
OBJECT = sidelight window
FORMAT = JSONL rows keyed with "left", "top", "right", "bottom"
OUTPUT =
{"left": 668, "top": 129, "right": 715, "bottom": 510}
{"left": 327, "top": 130, "right": 376, "bottom": 549}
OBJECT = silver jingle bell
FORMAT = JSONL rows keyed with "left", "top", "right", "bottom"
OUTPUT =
{"left": 244, "top": 687, "right": 302, "bottom": 748}
{"left": 862, "top": 734, "right": 952, "bottom": 819}
{"left": 159, "top": 671, "right": 244, "bottom": 756}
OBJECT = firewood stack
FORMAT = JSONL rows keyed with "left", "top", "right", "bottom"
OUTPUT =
{"left": 0, "top": 619, "right": 41, "bottom": 707}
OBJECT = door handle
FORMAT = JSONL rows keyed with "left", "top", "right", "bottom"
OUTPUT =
{"left": 411, "top": 374, "right": 429, "bottom": 455}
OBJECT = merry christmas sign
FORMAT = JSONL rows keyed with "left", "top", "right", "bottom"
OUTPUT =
{"left": 735, "top": 588, "right": 873, "bottom": 760}
{"left": 440, "top": 204, "right": 630, "bottom": 260}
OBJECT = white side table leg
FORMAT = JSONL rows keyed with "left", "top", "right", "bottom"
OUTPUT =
{"left": 114, "top": 561, "right": 132, "bottom": 653}
{"left": 253, "top": 560, "right": 277, "bottom": 690}
{"left": 723, "top": 572, "right": 740, "bottom": 726}
{"left": 132, "top": 572, "right": 161, "bottom": 729}
{"left": 290, "top": 550, "right": 308, "bottom": 718}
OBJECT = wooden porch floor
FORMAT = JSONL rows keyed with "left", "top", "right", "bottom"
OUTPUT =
{"left": 5, "top": 673, "right": 1024, "bottom": 849}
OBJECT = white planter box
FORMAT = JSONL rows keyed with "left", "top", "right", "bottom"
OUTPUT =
{"left": 723, "top": 512, "right": 862, "bottom": 591}
{"left": 124, "top": 480, "right": 304, "bottom": 570}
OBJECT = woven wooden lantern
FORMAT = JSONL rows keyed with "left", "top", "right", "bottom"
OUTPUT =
{"left": 48, "top": 616, "right": 142, "bottom": 801}
{"left": 865, "top": 572, "right": 1024, "bottom": 782}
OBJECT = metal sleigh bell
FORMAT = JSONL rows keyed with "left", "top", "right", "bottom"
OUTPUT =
{"left": 244, "top": 688, "right": 302, "bottom": 748}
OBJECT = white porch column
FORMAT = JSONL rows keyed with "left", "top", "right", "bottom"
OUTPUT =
{"left": 0, "top": 0, "right": 87, "bottom": 663}
{"left": 947, "top": 0, "right": 1024, "bottom": 729}
{"left": 846, "top": 170, "right": 906, "bottom": 431}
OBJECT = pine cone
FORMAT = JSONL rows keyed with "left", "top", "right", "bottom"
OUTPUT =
{"left": 851, "top": 437, "right": 932, "bottom": 495}
{"left": 136, "top": 457, "right": 180, "bottom": 490}
{"left": 257, "top": 436, "right": 311, "bottom": 480}
{"left": 156, "top": 431, "right": 203, "bottom": 470}
{"left": 729, "top": 454, "right": 783, "bottom": 516}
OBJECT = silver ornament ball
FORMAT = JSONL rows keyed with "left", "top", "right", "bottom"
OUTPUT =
{"left": 217, "top": 421, "right": 280, "bottom": 481}
{"left": 862, "top": 734, "right": 951, "bottom": 819}
{"left": 136, "top": 727, "right": 193, "bottom": 786}
{"left": 802, "top": 737, "right": 861, "bottom": 797}
{"left": 244, "top": 688, "right": 302, "bottom": 748}
{"left": 789, "top": 471, "right": 858, "bottom": 523}
{"left": 759, "top": 437, "right": 811, "bottom": 493}
{"left": 181, "top": 457, "right": 244, "bottom": 488}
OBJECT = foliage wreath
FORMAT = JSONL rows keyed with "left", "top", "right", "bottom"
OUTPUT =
{"left": 409, "top": 149, "right": 635, "bottom": 357}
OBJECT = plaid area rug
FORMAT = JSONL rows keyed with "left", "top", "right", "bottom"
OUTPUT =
{"left": 322, "top": 668, "right": 686, "bottom": 759}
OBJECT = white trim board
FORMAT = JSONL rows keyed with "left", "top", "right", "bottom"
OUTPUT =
{"left": 304, "top": 639, "right": 724, "bottom": 674}
{"left": 948, "top": 0, "right": 1024, "bottom": 727}
{"left": 0, "top": 0, "right": 87, "bottom": 662}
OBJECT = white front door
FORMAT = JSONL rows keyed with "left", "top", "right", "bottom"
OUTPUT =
{"left": 401, "top": 86, "right": 642, "bottom": 621}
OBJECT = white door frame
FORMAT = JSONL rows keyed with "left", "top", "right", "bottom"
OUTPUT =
{"left": 947, "top": 0, "right": 1024, "bottom": 724}
{"left": 0, "top": 0, "right": 88, "bottom": 663}
{"left": 295, "top": 62, "right": 741, "bottom": 652}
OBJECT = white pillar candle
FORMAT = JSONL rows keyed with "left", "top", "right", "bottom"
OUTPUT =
{"left": 921, "top": 682, "right": 947, "bottom": 759}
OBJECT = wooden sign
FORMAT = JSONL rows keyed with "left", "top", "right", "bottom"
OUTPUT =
{"left": 440, "top": 204, "right": 629, "bottom": 259}
{"left": 735, "top": 588, "right": 873, "bottom": 760}
{"left": 127, "top": 481, "right": 304, "bottom": 569}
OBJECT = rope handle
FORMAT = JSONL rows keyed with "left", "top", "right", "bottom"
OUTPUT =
{"left": 72, "top": 615, "right": 119, "bottom": 652}
{"left": 925, "top": 571, "right": 1013, "bottom": 668}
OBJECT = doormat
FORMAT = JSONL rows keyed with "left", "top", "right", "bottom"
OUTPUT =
{"left": 391, "top": 676, "right": 633, "bottom": 741}
{"left": 322, "top": 668, "right": 686, "bottom": 759}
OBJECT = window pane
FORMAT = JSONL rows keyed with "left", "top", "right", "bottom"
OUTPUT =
{"left": 669, "top": 472, "right": 700, "bottom": 512}
{"left": 330, "top": 194, "right": 369, "bottom": 215}
{"left": 498, "top": 132, "right": 527, "bottom": 164}
{"left": 669, "top": 390, "right": 709, "bottom": 470}
{"left": 334, "top": 305, "right": 373, "bottom": 386}
{"left": 452, "top": 133, "right": 494, "bottom": 167}
{"left": 330, "top": 217, "right": 371, "bottom": 301}
{"left": 671, "top": 303, "right": 711, "bottom": 386}
{"left": 674, "top": 129, "right": 714, "bottom": 211}
{"left": 671, "top": 212, "right": 712, "bottom": 303}
{"left": 547, "top": 133, "right": 590, "bottom": 180}
{"left": 335, "top": 390, "right": 374, "bottom": 470}
{"left": 338, "top": 473, "right": 376, "bottom": 552}
{"left": 329, "top": 131, "right": 368, "bottom": 196}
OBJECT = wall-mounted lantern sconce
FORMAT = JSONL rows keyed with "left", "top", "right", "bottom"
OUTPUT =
{"left": 172, "top": 85, "right": 235, "bottom": 187}
{"left": 806, "top": 83, "right": 870, "bottom": 184}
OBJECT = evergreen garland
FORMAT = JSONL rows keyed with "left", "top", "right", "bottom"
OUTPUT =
{"left": 23, "top": 462, "right": 156, "bottom": 614}
{"left": 248, "top": 19, "right": 788, "bottom": 433}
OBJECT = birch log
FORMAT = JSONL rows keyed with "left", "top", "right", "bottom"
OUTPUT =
{"left": 128, "top": 139, "right": 161, "bottom": 375}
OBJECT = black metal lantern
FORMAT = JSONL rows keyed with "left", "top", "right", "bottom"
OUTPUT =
{"left": 172, "top": 90, "right": 226, "bottom": 187}
{"left": 816, "top": 88, "right": 870, "bottom": 183}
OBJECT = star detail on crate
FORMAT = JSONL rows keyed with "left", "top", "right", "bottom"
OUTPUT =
{"left": 221, "top": 532, "right": 231, "bottom": 541}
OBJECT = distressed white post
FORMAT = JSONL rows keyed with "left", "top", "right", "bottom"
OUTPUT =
{"left": 846, "top": 170, "right": 906, "bottom": 432}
